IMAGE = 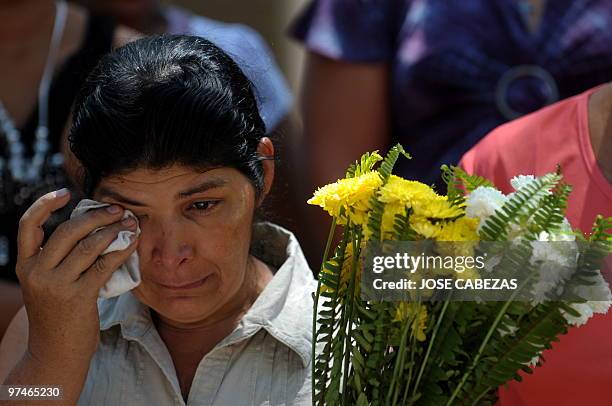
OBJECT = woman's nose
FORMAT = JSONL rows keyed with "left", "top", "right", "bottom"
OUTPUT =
{"left": 146, "top": 221, "right": 195, "bottom": 269}
{"left": 154, "top": 242, "right": 194, "bottom": 269}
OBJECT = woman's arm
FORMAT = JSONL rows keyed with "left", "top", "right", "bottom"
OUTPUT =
{"left": 0, "top": 307, "right": 28, "bottom": 384}
{"left": 0, "top": 307, "right": 81, "bottom": 406}
{"left": 301, "top": 52, "right": 390, "bottom": 188}
{"left": 299, "top": 53, "right": 390, "bottom": 262}
{"left": 0, "top": 282, "right": 23, "bottom": 341}
{"left": 0, "top": 308, "right": 76, "bottom": 406}
{"left": 0, "top": 191, "right": 138, "bottom": 406}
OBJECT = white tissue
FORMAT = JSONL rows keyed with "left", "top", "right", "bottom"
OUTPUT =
{"left": 70, "top": 199, "right": 141, "bottom": 298}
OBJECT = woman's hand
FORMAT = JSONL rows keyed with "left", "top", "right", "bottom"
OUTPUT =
{"left": 15, "top": 188, "right": 138, "bottom": 376}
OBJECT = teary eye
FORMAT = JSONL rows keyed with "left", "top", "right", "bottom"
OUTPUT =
{"left": 190, "top": 200, "right": 219, "bottom": 213}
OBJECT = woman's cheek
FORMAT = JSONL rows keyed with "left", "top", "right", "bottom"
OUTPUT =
{"left": 207, "top": 190, "right": 255, "bottom": 245}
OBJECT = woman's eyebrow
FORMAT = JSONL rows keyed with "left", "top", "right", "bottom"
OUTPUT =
{"left": 178, "top": 178, "right": 228, "bottom": 198}
{"left": 97, "top": 179, "right": 228, "bottom": 206}
{"left": 97, "top": 187, "right": 147, "bottom": 207}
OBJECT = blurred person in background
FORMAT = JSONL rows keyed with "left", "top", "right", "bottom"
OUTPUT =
{"left": 461, "top": 82, "right": 612, "bottom": 404}
{"left": 81, "top": 0, "right": 292, "bottom": 136}
{"left": 0, "top": 0, "right": 137, "bottom": 338}
{"left": 291, "top": 0, "right": 612, "bottom": 263}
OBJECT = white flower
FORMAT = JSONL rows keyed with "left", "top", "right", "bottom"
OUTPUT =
{"left": 465, "top": 186, "right": 507, "bottom": 231}
{"left": 507, "top": 223, "right": 525, "bottom": 241}
{"left": 573, "top": 272, "right": 612, "bottom": 304}
{"left": 506, "top": 174, "right": 553, "bottom": 214}
{"left": 531, "top": 241, "right": 574, "bottom": 267}
{"left": 562, "top": 271, "right": 612, "bottom": 326}
{"left": 589, "top": 300, "right": 612, "bottom": 314}
{"left": 482, "top": 254, "right": 501, "bottom": 273}
{"left": 528, "top": 219, "right": 579, "bottom": 302}
{"left": 530, "top": 268, "right": 565, "bottom": 304}
{"left": 529, "top": 238, "right": 578, "bottom": 303}
{"left": 510, "top": 175, "right": 536, "bottom": 191}
{"left": 536, "top": 219, "right": 576, "bottom": 242}
{"left": 552, "top": 219, "right": 576, "bottom": 242}
{"left": 563, "top": 303, "right": 594, "bottom": 327}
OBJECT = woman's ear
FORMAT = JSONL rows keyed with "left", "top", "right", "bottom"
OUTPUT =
{"left": 257, "top": 137, "right": 275, "bottom": 202}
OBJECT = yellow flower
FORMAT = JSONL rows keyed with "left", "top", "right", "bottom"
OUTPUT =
{"left": 378, "top": 175, "right": 438, "bottom": 208}
{"left": 308, "top": 172, "right": 383, "bottom": 223}
{"left": 410, "top": 215, "right": 443, "bottom": 239}
{"left": 455, "top": 267, "right": 481, "bottom": 281}
{"left": 437, "top": 217, "right": 479, "bottom": 242}
{"left": 434, "top": 217, "right": 480, "bottom": 258}
{"left": 411, "top": 195, "right": 464, "bottom": 219}
{"left": 310, "top": 169, "right": 479, "bottom": 249}
{"left": 377, "top": 177, "right": 465, "bottom": 240}
{"left": 393, "top": 302, "right": 428, "bottom": 341}
{"left": 340, "top": 243, "right": 360, "bottom": 294}
{"left": 381, "top": 203, "right": 407, "bottom": 238}
{"left": 349, "top": 208, "right": 369, "bottom": 227}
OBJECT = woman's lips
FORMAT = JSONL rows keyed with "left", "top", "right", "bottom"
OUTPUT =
{"left": 157, "top": 275, "right": 211, "bottom": 290}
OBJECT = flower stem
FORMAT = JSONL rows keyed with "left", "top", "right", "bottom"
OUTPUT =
{"left": 470, "top": 387, "right": 490, "bottom": 406}
{"left": 312, "top": 217, "right": 337, "bottom": 406}
{"left": 341, "top": 224, "right": 361, "bottom": 405}
{"left": 386, "top": 314, "right": 413, "bottom": 406}
{"left": 410, "top": 294, "right": 452, "bottom": 400}
{"left": 401, "top": 297, "right": 422, "bottom": 406}
{"left": 445, "top": 276, "right": 531, "bottom": 405}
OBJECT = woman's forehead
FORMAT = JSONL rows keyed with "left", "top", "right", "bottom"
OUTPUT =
{"left": 103, "top": 166, "right": 220, "bottom": 185}
{"left": 94, "top": 166, "right": 246, "bottom": 200}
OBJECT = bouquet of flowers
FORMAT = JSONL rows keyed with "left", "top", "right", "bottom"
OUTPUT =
{"left": 308, "top": 145, "right": 612, "bottom": 406}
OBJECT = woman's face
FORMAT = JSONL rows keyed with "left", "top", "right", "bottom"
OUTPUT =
{"left": 93, "top": 160, "right": 271, "bottom": 326}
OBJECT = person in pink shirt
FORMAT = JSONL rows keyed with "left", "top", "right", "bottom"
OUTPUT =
{"left": 461, "top": 83, "right": 612, "bottom": 405}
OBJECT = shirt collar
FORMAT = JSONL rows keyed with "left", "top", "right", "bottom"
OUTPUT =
{"left": 98, "top": 222, "right": 316, "bottom": 367}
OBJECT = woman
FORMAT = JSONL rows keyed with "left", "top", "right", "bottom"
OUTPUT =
{"left": 0, "top": 35, "right": 315, "bottom": 405}
{"left": 0, "top": 0, "right": 138, "bottom": 338}
{"left": 460, "top": 83, "right": 612, "bottom": 405}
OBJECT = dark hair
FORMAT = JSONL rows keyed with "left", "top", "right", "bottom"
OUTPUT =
{"left": 69, "top": 35, "right": 267, "bottom": 197}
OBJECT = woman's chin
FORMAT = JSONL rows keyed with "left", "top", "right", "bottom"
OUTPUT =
{"left": 134, "top": 285, "right": 221, "bottom": 325}
{"left": 151, "top": 296, "right": 218, "bottom": 325}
